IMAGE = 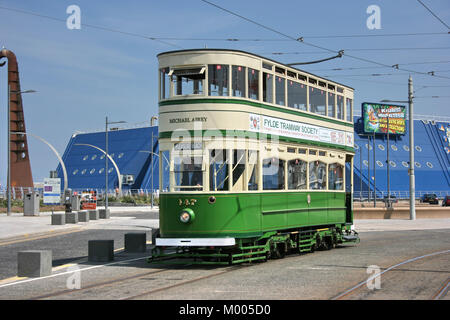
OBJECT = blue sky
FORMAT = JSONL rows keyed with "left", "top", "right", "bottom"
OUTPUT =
{"left": 1, "top": 0, "right": 449, "bottom": 184}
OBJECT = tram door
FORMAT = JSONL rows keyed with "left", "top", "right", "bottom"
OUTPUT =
{"left": 345, "top": 155, "right": 353, "bottom": 223}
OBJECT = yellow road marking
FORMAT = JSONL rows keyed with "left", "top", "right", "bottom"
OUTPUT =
{"left": 0, "top": 228, "right": 83, "bottom": 246}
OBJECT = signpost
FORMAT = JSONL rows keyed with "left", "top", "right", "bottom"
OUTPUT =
{"left": 43, "top": 178, "right": 61, "bottom": 205}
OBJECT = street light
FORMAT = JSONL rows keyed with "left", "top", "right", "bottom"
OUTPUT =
{"left": 7, "top": 87, "right": 36, "bottom": 216}
{"left": 105, "top": 117, "right": 126, "bottom": 211}
{"left": 381, "top": 75, "right": 415, "bottom": 220}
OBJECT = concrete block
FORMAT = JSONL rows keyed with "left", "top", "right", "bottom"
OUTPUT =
{"left": 125, "top": 233, "right": 147, "bottom": 253}
{"left": 88, "top": 209, "right": 99, "bottom": 220}
{"left": 18, "top": 250, "right": 52, "bottom": 277}
{"left": 78, "top": 210, "right": 89, "bottom": 222}
{"left": 88, "top": 240, "right": 114, "bottom": 262}
{"left": 99, "top": 208, "right": 110, "bottom": 219}
{"left": 51, "top": 213, "right": 65, "bottom": 225}
{"left": 65, "top": 212, "right": 78, "bottom": 224}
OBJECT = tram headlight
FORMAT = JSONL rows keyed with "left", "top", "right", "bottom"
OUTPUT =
{"left": 179, "top": 208, "right": 195, "bottom": 223}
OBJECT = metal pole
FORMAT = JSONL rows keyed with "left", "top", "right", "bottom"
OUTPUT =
{"left": 105, "top": 116, "right": 108, "bottom": 210}
{"left": 7, "top": 85, "right": 11, "bottom": 216}
{"left": 360, "top": 144, "right": 362, "bottom": 201}
{"left": 367, "top": 135, "right": 370, "bottom": 203}
{"left": 409, "top": 76, "right": 416, "bottom": 220}
{"left": 387, "top": 114, "right": 390, "bottom": 208}
{"left": 151, "top": 124, "right": 154, "bottom": 209}
{"left": 373, "top": 131, "right": 376, "bottom": 207}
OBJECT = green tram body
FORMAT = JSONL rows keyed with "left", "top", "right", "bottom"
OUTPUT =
{"left": 151, "top": 49, "right": 359, "bottom": 265}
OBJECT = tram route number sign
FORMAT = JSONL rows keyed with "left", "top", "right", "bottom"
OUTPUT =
{"left": 249, "top": 114, "right": 354, "bottom": 148}
{"left": 362, "top": 102, "right": 406, "bottom": 135}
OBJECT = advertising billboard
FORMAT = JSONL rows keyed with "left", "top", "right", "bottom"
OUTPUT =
{"left": 362, "top": 102, "right": 406, "bottom": 135}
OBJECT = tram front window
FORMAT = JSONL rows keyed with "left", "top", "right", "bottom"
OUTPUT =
{"left": 263, "top": 158, "right": 285, "bottom": 190}
{"left": 172, "top": 68, "right": 205, "bottom": 96}
{"left": 174, "top": 156, "right": 203, "bottom": 191}
{"left": 210, "top": 149, "right": 229, "bottom": 191}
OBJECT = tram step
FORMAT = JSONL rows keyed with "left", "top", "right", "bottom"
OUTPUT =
{"left": 342, "top": 235, "right": 359, "bottom": 242}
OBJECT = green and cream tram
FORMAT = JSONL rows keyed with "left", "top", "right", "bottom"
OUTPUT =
{"left": 153, "top": 49, "right": 359, "bottom": 264}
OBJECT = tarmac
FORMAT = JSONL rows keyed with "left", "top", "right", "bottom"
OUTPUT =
{"left": 1, "top": 206, "right": 450, "bottom": 241}
{"left": 0, "top": 206, "right": 159, "bottom": 242}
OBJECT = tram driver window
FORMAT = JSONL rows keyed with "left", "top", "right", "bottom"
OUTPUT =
{"left": 263, "top": 158, "right": 285, "bottom": 190}
{"left": 172, "top": 68, "right": 205, "bottom": 96}
{"left": 210, "top": 149, "right": 229, "bottom": 191}
{"left": 309, "top": 160, "right": 327, "bottom": 190}
{"left": 208, "top": 65, "right": 229, "bottom": 96}
{"left": 309, "top": 87, "right": 326, "bottom": 116}
{"left": 173, "top": 156, "right": 203, "bottom": 191}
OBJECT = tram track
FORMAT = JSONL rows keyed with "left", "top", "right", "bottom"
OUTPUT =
{"left": 331, "top": 249, "right": 450, "bottom": 300}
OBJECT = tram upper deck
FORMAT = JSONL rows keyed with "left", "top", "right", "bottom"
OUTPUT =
{"left": 158, "top": 49, "right": 354, "bottom": 144}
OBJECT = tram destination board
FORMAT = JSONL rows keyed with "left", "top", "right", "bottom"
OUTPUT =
{"left": 362, "top": 102, "right": 406, "bottom": 135}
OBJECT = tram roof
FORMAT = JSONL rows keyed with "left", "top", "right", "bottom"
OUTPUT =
{"left": 157, "top": 48, "right": 354, "bottom": 91}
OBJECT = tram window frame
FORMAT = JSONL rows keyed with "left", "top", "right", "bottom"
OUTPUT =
{"left": 232, "top": 65, "right": 246, "bottom": 98}
{"left": 287, "top": 80, "right": 307, "bottom": 111}
{"left": 208, "top": 64, "right": 229, "bottom": 97}
{"left": 288, "top": 159, "right": 307, "bottom": 190}
{"left": 337, "top": 95, "right": 344, "bottom": 120}
{"left": 159, "top": 67, "right": 170, "bottom": 100}
{"left": 346, "top": 98, "right": 353, "bottom": 122}
{"left": 173, "top": 154, "right": 204, "bottom": 191}
{"left": 327, "top": 92, "right": 336, "bottom": 118}
{"left": 232, "top": 149, "right": 246, "bottom": 190}
{"left": 309, "top": 87, "right": 326, "bottom": 116}
{"left": 275, "top": 76, "right": 286, "bottom": 106}
{"left": 171, "top": 67, "right": 205, "bottom": 96}
{"left": 160, "top": 150, "right": 171, "bottom": 192}
{"left": 263, "top": 72, "right": 274, "bottom": 104}
{"left": 247, "top": 150, "right": 259, "bottom": 191}
{"left": 209, "top": 149, "right": 230, "bottom": 191}
{"left": 263, "top": 157, "right": 285, "bottom": 190}
{"left": 328, "top": 163, "right": 344, "bottom": 190}
{"left": 309, "top": 160, "right": 327, "bottom": 190}
{"left": 248, "top": 68, "right": 259, "bottom": 100}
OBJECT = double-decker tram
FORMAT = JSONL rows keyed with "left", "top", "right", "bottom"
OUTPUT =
{"left": 152, "top": 49, "right": 359, "bottom": 265}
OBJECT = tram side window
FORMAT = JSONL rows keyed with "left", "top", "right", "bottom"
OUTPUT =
{"left": 309, "top": 160, "right": 327, "bottom": 190}
{"left": 208, "top": 65, "right": 229, "bottom": 96}
{"left": 288, "top": 80, "right": 307, "bottom": 111}
{"left": 172, "top": 68, "right": 205, "bottom": 96}
{"left": 288, "top": 159, "right": 307, "bottom": 190}
{"left": 263, "top": 73, "right": 273, "bottom": 104}
{"left": 232, "top": 149, "right": 246, "bottom": 189}
{"left": 346, "top": 98, "right": 353, "bottom": 122}
{"left": 328, "top": 163, "right": 344, "bottom": 190}
{"left": 328, "top": 92, "right": 335, "bottom": 118}
{"left": 309, "top": 87, "right": 326, "bottom": 116}
{"left": 337, "top": 95, "right": 344, "bottom": 120}
{"left": 248, "top": 68, "right": 259, "bottom": 100}
{"left": 209, "top": 149, "right": 229, "bottom": 191}
{"left": 160, "top": 151, "right": 170, "bottom": 192}
{"left": 160, "top": 67, "right": 170, "bottom": 100}
{"left": 232, "top": 66, "right": 246, "bottom": 98}
{"left": 248, "top": 150, "right": 259, "bottom": 191}
{"left": 263, "top": 157, "right": 285, "bottom": 190}
{"left": 275, "top": 76, "right": 285, "bottom": 106}
{"left": 173, "top": 156, "right": 203, "bottom": 191}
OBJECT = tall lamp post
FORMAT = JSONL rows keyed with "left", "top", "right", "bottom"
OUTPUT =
{"left": 7, "top": 87, "right": 36, "bottom": 216}
{"left": 105, "top": 117, "right": 126, "bottom": 211}
{"left": 381, "top": 75, "right": 415, "bottom": 220}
